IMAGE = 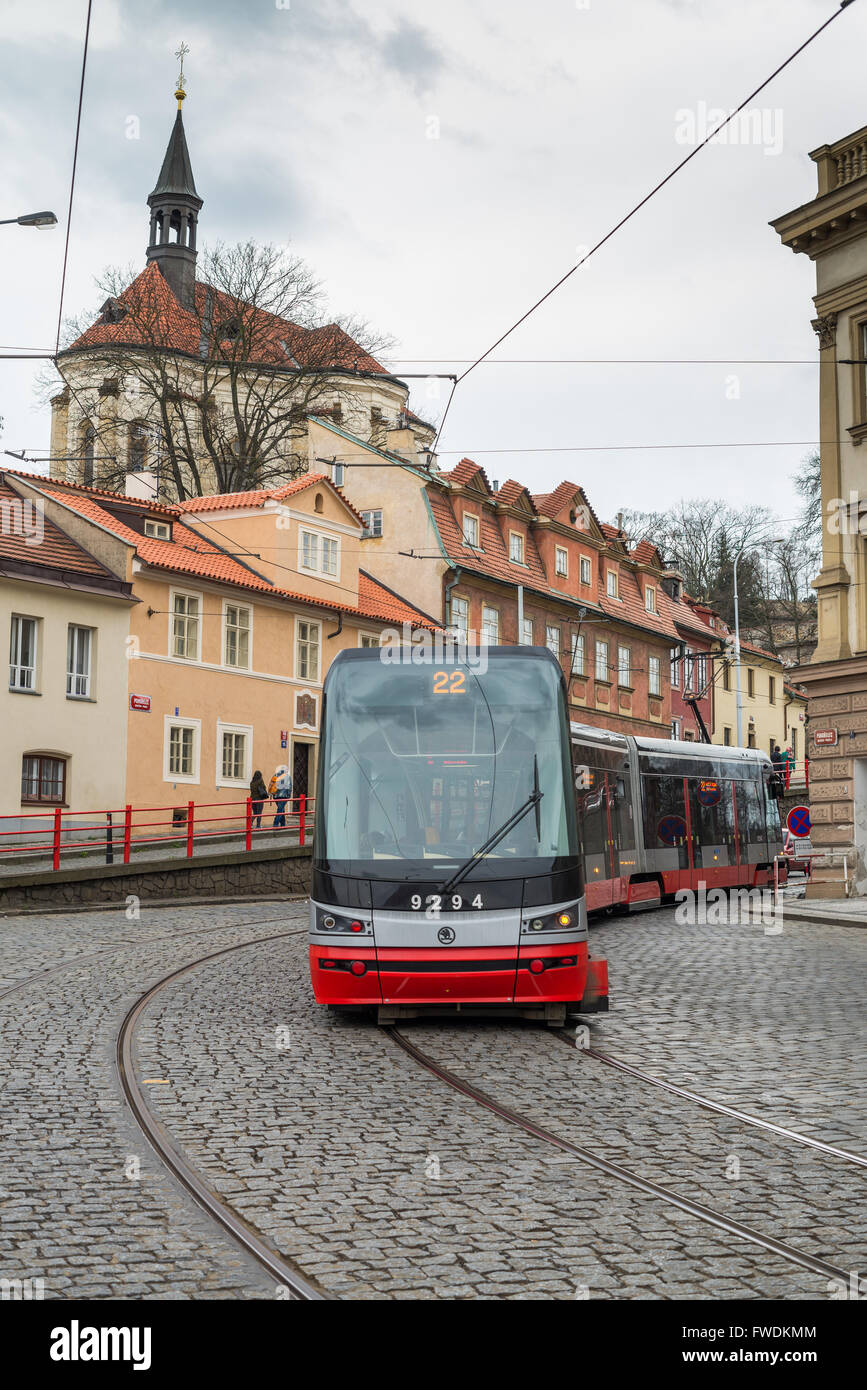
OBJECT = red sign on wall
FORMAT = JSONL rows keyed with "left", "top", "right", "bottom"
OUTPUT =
{"left": 813, "top": 728, "right": 838, "bottom": 747}
{"left": 129, "top": 694, "right": 151, "bottom": 712}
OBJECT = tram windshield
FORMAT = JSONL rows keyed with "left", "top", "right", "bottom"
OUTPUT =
{"left": 316, "top": 651, "right": 578, "bottom": 882}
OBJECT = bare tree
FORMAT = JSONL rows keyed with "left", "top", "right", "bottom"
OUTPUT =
{"left": 45, "top": 242, "right": 394, "bottom": 501}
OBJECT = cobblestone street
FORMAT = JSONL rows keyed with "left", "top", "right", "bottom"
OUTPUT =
{"left": 0, "top": 899, "right": 864, "bottom": 1300}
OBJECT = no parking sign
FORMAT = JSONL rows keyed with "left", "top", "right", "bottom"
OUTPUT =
{"left": 786, "top": 805, "right": 811, "bottom": 838}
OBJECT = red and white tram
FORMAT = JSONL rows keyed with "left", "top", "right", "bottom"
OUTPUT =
{"left": 310, "top": 647, "right": 607, "bottom": 1023}
{"left": 572, "top": 723, "right": 787, "bottom": 914}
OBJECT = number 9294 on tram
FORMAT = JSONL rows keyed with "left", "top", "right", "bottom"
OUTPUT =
{"left": 310, "top": 646, "right": 608, "bottom": 1025}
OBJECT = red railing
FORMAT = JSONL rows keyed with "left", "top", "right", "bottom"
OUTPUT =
{"left": 782, "top": 758, "right": 809, "bottom": 791}
{"left": 0, "top": 795, "right": 313, "bottom": 872}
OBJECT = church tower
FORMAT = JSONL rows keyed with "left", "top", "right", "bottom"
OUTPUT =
{"left": 145, "top": 46, "right": 202, "bottom": 311}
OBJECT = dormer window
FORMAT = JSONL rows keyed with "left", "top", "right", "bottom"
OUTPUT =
{"left": 99, "top": 297, "right": 127, "bottom": 325}
{"left": 144, "top": 519, "right": 171, "bottom": 540}
{"left": 606, "top": 570, "right": 618, "bottom": 599}
{"left": 555, "top": 546, "right": 568, "bottom": 578}
{"left": 580, "top": 555, "right": 591, "bottom": 586}
{"left": 463, "top": 513, "right": 480, "bottom": 548}
{"left": 509, "top": 532, "right": 524, "bottom": 564}
{"left": 645, "top": 586, "right": 656, "bottom": 613}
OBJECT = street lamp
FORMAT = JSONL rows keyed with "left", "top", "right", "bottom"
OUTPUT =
{"left": 733, "top": 535, "right": 785, "bottom": 747}
{"left": 0, "top": 211, "right": 58, "bottom": 229}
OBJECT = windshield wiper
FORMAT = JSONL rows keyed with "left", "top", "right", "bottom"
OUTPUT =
{"left": 439, "top": 756, "right": 543, "bottom": 896}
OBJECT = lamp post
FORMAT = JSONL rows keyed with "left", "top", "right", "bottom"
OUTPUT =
{"left": 733, "top": 535, "right": 785, "bottom": 748}
{"left": 0, "top": 211, "right": 58, "bottom": 229}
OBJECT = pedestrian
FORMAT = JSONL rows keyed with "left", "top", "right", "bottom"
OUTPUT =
{"left": 771, "top": 744, "right": 783, "bottom": 769}
{"left": 250, "top": 769, "right": 268, "bottom": 831}
{"left": 272, "top": 764, "right": 292, "bottom": 828}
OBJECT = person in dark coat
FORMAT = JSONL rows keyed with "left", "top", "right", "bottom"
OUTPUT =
{"left": 771, "top": 744, "right": 784, "bottom": 769}
{"left": 250, "top": 770, "right": 268, "bottom": 830}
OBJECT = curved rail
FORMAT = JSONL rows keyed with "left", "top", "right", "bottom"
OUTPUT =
{"left": 116, "top": 930, "right": 325, "bottom": 1302}
{"left": 385, "top": 1025, "right": 851, "bottom": 1286}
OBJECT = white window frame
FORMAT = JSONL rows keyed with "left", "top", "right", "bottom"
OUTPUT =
{"left": 358, "top": 631, "right": 380, "bottom": 648}
{"left": 579, "top": 556, "right": 592, "bottom": 586}
{"left": 170, "top": 588, "right": 202, "bottom": 663}
{"left": 509, "top": 531, "right": 525, "bottom": 564}
{"left": 645, "top": 586, "right": 656, "bottom": 613}
{"left": 648, "top": 654, "right": 661, "bottom": 697}
{"left": 361, "top": 509, "right": 383, "bottom": 539}
{"left": 296, "top": 618, "right": 322, "bottom": 683}
{"left": 144, "top": 519, "right": 171, "bottom": 539}
{"left": 163, "top": 715, "right": 201, "bottom": 785}
{"left": 554, "top": 546, "right": 568, "bottom": 578}
{"left": 10, "top": 614, "right": 38, "bottom": 692}
{"left": 216, "top": 720, "right": 253, "bottom": 788}
{"left": 696, "top": 653, "right": 708, "bottom": 691}
{"left": 606, "top": 570, "right": 618, "bottom": 599}
{"left": 298, "top": 527, "right": 341, "bottom": 584}
{"left": 66, "top": 624, "right": 93, "bottom": 698}
{"left": 670, "top": 647, "right": 680, "bottom": 688}
{"left": 332, "top": 461, "right": 345, "bottom": 487}
{"left": 222, "top": 600, "right": 252, "bottom": 671}
{"left": 546, "top": 625, "right": 561, "bottom": 657}
{"left": 462, "top": 512, "right": 481, "bottom": 549}
{"left": 617, "top": 645, "right": 631, "bottom": 687}
{"left": 595, "top": 640, "right": 609, "bottom": 682}
{"left": 520, "top": 616, "right": 534, "bottom": 646}
{"left": 671, "top": 719, "right": 681, "bottom": 740}
{"left": 450, "top": 595, "right": 469, "bottom": 641}
{"left": 571, "top": 632, "right": 586, "bottom": 677}
{"left": 481, "top": 604, "right": 499, "bottom": 644}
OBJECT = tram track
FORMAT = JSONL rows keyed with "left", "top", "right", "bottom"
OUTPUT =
{"left": 115, "top": 930, "right": 325, "bottom": 1301}
{"left": 554, "top": 1031, "right": 867, "bottom": 1169}
{"left": 385, "top": 1024, "right": 853, "bottom": 1287}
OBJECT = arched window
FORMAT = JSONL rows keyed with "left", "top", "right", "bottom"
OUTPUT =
{"left": 129, "top": 421, "right": 149, "bottom": 473}
{"left": 314, "top": 493, "right": 324, "bottom": 514}
{"left": 81, "top": 424, "right": 96, "bottom": 485}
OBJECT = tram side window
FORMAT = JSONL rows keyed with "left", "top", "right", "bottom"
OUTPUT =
{"left": 688, "top": 777, "right": 736, "bottom": 867}
{"left": 642, "top": 775, "right": 686, "bottom": 848}
{"left": 736, "top": 779, "right": 767, "bottom": 858}
{"left": 576, "top": 768, "right": 608, "bottom": 860}
{"left": 610, "top": 772, "right": 636, "bottom": 853}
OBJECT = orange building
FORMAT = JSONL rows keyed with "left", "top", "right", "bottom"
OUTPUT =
{"left": 6, "top": 469, "right": 437, "bottom": 813}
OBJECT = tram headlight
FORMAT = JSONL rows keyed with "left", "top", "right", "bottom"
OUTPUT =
{"left": 323, "top": 915, "right": 336, "bottom": 930}
{"left": 557, "top": 912, "right": 572, "bottom": 927}
{"left": 522, "top": 905, "right": 581, "bottom": 934}
{"left": 316, "top": 908, "right": 370, "bottom": 935}
{"left": 531, "top": 918, "right": 544, "bottom": 931}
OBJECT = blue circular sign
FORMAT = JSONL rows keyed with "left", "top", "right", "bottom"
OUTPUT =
{"left": 658, "top": 814, "right": 687, "bottom": 846}
{"left": 787, "top": 805, "right": 811, "bottom": 838}
{"left": 697, "top": 780, "right": 721, "bottom": 807}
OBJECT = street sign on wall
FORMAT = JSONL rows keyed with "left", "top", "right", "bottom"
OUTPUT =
{"left": 129, "top": 694, "right": 151, "bottom": 712}
{"left": 813, "top": 728, "right": 838, "bottom": 747}
{"left": 787, "top": 805, "right": 812, "bottom": 838}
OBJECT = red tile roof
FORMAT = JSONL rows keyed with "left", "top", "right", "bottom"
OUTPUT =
{"left": 64, "top": 262, "right": 388, "bottom": 376}
{"left": 440, "top": 458, "right": 493, "bottom": 492}
{"left": 0, "top": 477, "right": 114, "bottom": 580}
{"left": 14, "top": 473, "right": 436, "bottom": 629}
{"left": 494, "top": 479, "right": 535, "bottom": 509}
{"left": 178, "top": 473, "right": 366, "bottom": 526}
{"left": 427, "top": 485, "right": 553, "bottom": 596}
{"left": 600, "top": 570, "right": 680, "bottom": 642}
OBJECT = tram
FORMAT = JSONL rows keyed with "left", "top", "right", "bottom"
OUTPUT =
{"left": 572, "top": 722, "right": 786, "bottom": 914}
{"left": 310, "top": 647, "right": 607, "bottom": 1024}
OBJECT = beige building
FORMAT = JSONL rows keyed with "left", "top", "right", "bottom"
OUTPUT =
{"left": 773, "top": 124, "right": 867, "bottom": 894}
{"left": 0, "top": 473, "right": 134, "bottom": 836}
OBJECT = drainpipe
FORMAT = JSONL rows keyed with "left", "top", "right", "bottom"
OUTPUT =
{"left": 444, "top": 566, "right": 462, "bottom": 634}
{"left": 517, "top": 584, "right": 524, "bottom": 643}
{"left": 327, "top": 611, "right": 343, "bottom": 639}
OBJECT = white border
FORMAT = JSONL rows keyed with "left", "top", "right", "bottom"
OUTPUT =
{"left": 163, "top": 714, "right": 201, "bottom": 785}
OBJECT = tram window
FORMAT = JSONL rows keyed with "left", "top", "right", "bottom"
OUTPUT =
{"left": 735, "top": 779, "right": 767, "bottom": 857}
{"left": 576, "top": 768, "right": 607, "bottom": 859}
{"left": 642, "top": 775, "right": 686, "bottom": 848}
{"left": 687, "top": 777, "right": 735, "bottom": 867}
{"left": 611, "top": 773, "right": 636, "bottom": 853}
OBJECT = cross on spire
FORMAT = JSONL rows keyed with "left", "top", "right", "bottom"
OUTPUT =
{"left": 174, "top": 42, "right": 189, "bottom": 108}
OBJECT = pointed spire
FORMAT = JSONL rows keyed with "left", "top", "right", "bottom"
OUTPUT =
{"left": 145, "top": 49, "right": 202, "bottom": 312}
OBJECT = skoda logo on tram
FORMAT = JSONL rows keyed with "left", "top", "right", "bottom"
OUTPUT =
{"left": 437, "top": 926, "right": 456, "bottom": 945}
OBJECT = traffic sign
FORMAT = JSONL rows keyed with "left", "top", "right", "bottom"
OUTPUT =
{"left": 697, "top": 779, "right": 721, "bottom": 807}
{"left": 787, "top": 805, "right": 811, "bottom": 838}
{"left": 658, "top": 814, "right": 687, "bottom": 846}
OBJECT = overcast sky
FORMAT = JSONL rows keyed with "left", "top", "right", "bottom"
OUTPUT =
{"left": 2, "top": 0, "right": 866, "bottom": 525}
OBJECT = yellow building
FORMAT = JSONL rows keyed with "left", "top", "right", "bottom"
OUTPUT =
{"left": 773, "top": 123, "right": 867, "bottom": 893}
{"left": 0, "top": 472, "right": 134, "bottom": 835}
{"left": 6, "top": 469, "right": 437, "bottom": 816}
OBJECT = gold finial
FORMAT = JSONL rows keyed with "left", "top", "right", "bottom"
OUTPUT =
{"left": 174, "top": 41, "right": 189, "bottom": 109}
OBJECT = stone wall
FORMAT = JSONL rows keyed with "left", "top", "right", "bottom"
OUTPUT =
{"left": 0, "top": 845, "right": 312, "bottom": 914}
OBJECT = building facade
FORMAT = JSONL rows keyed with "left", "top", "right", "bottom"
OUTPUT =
{"left": 773, "top": 123, "right": 867, "bottom": 893}
{"left": 0, "top": 473, "right": 134, "bottom": 828}
{"left": 6, "top": 469, "right": 436, "bottom": 818}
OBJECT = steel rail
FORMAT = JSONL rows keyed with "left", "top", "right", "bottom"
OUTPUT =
{"left": 559, "top": 1035, "right": 867, "bottom": 1169}
{"left": 386, "top": 1026, "right": 851, "bottom": 1286}
{"left": 116, "top": 930, "right": 325, "bottom": 1301}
